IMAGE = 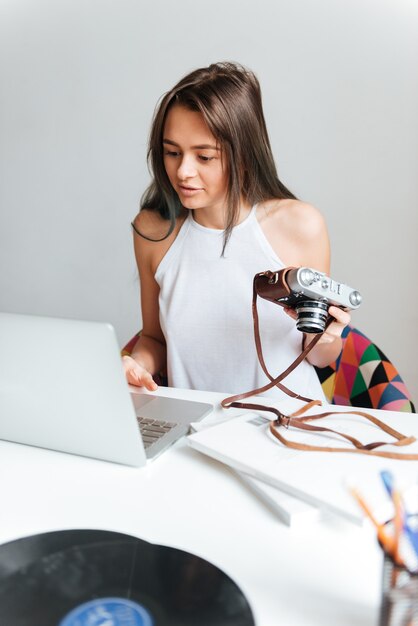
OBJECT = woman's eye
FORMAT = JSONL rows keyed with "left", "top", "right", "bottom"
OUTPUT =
{"left": 164, "top": 150, "right": 180, "bottom": 157}
{"left": 199, "top": 155, "right": 215, "bottom": 162}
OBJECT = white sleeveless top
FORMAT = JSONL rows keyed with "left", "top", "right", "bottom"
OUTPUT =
{"left": 155, "top": 206, "right": 326, "bottom": 401}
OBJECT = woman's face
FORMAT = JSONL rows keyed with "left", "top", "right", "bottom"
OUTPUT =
{"left": 163, "top": 104, "right": 229, "bottom": 216}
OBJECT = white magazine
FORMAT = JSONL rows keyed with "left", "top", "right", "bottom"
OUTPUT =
{"left": 233, "top": 470, "right": 321, "bottom": 527}
{"left": 188, "top": 400, "right": 418, "bottom": 524}
{"left": 190, "top": 413, "right": 320, "bottom": 527}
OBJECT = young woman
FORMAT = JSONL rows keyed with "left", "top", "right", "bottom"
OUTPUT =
{"left": 123, "top": 62, "right": 350, "bottom": 399}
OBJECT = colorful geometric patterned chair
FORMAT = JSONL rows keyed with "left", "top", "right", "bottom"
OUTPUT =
{"left": 122, "top": 326, "right": 415, "bottom": 412}
{"left": 314, "top": 325, "right": 415, "bottom": 412}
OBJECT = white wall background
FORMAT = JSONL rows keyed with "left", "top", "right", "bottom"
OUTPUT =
{"left": 1, "top": 0, "right": 417, "bottom": 401}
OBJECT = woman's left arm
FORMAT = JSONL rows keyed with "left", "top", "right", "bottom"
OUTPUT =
{"left": 303, "top": 306, "right": 350, "bottom": 368}
{"left": 278, "top": 201, "right": 350, "bottom": 368}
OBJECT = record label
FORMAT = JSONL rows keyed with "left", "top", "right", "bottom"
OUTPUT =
{"left": 59, "top": 597, "right": 154, "bottom": 626}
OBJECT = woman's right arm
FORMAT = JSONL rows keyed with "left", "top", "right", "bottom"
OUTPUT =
{"left": 122, "top": 212, "right": 168, "bottom": 391}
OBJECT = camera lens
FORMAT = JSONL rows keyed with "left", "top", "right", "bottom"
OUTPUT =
{"left": 295, "top": 300, "right": 329, "bottom": 333}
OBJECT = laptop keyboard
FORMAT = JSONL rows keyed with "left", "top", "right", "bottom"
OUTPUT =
{"left": 137, "top": 416, "right": 178, "bottom": 449}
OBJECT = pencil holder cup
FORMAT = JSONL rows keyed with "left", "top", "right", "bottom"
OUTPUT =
{"left": 378, "top": 549, "right": 418, "bottom": 626}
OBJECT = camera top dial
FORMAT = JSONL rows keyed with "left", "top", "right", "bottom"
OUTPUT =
{"left": 288, "top": 267, "right": 362, "bottom": 310}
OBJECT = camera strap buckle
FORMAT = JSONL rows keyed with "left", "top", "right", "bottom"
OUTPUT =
{"left": 280, "top": 413, "right": 291, "bottom": 429}
{"left": 267, "top": 271, "right": 279, "bottom": 285}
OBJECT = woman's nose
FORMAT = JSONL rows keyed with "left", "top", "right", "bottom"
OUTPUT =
{"left": 177, "top": 155, "right": 197, "bottom": 180}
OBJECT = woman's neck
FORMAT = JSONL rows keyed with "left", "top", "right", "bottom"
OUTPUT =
{"left": 191, "top": 201, "right": 252, "bottom": 230}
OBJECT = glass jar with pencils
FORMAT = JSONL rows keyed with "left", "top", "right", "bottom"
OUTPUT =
{"left": 378, "top": 471, "right": 418, "bottom": 626}
{"left": 350, "top": 471, "right": 418, "bottom": 626}
{"left": 378, "top": 524, "right": 418, "bottom": 626}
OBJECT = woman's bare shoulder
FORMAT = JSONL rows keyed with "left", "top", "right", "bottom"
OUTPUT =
{"left": 259, "top": 198, "right": 326, "bottom": 239}
{"left": 257, "top": 198, "right": 329, "bottom": 269}
{"left": 262, "top": 198, "right": 325, "bottom": 231}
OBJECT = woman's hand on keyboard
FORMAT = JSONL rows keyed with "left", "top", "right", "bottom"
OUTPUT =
{"left": 122, "top": 355, "right": 158, "bottom": 391}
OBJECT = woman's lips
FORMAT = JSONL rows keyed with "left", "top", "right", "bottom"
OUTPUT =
{"left": 178, "top": 185, "right": 202, "bottom": 196}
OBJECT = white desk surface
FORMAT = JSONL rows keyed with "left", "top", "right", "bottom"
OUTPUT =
{"left": 0, "top": 385, "right": 393, "bottom": 626}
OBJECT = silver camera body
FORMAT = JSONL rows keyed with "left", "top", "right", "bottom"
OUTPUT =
{"left": 278, "top": 267, "right": 362, "bottom": 333}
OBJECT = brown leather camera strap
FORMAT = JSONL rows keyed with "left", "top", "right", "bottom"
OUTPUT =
{"left": 221, "top": 278, "right": 418, "bottom": 460}
{"left": 267, "top": 402, "right": 418, "bottom": 460}
{"left": 250, "top": 276, "right": 329, "bottom": 402}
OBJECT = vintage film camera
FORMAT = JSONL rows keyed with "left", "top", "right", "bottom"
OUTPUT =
{"left": 254, "top": 267, "right": 362, "bottom": 334}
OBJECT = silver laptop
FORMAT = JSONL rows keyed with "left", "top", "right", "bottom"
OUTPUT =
{"left": 0, "top": 312, "right": 213, "bottom": 466}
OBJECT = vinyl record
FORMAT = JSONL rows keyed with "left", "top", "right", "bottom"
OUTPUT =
{"left": 0, "top": 529, "right": 255, "bottom": 625}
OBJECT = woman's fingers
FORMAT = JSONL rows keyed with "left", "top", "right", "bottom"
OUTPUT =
{"left": 122, "top": 356, "right": 158, "bottom": 391}
{"left": 141, "top": 371, "right": 158, "bottom": 391}
{"left": 328, "top": 305, "right": 351, "bottom": 326}
{"left": 322, "top": 306, "right": 351, "bottom": 341}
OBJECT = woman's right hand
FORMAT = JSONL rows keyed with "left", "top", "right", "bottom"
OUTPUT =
{"left": 122, "top": 355, "right": 158, "bottom": 391}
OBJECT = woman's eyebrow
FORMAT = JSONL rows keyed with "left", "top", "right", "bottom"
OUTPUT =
{"left": 163, "top": 138, "right": 220, "bottom": 150}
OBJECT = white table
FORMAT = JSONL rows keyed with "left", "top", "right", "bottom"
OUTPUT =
{"left": 0, "top": 385, "right": 387, "bottom": 626}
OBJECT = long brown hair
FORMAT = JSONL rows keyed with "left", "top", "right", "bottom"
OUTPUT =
{"left": 136, "top": 62, "right": 296, "bottom": 247}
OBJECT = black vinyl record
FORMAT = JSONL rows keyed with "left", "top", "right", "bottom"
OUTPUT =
{"left": 0, "top": 529, "right": 255, "bottom": 626}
